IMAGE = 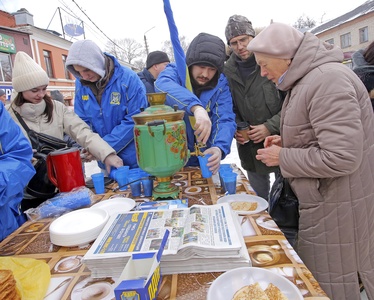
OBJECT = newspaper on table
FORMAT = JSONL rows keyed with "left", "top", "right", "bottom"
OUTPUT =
{"left": 83, "top": 202, "right": 251, "bottom": 276}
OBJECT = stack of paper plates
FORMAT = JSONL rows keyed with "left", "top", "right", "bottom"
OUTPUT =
{"left": 49, "top": 208, "right": 109, "bottom": 247}
{"left": 91, "top": 198, "right": 135, "bottom": 216}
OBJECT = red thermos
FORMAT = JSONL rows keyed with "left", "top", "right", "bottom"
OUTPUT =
{"left": 47, "top": 148, "right": 85, "bottom": 192}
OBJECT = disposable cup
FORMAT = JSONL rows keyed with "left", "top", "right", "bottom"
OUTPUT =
{"left": 198, "top": 153, "right": 212, "bottom": 178}
{"left": 91, "top": 173, "right": 105, "bottom": 194}
{"left": 116, "top": 166, "right": 130, "bottom": 191}
{"left": 236, "top": 121, "right": 250, "bottom": 143}
{"left": 221, "top": 172, "right": 237, "bottom": 194}
{"left": 219, "top": 168, "right": 234, "bottom": 190}
{"left": 128, "top": 169, "right": 141, "bottom": 197}
{"left": 140, "top": 170, "right": 153, "bottom": 197}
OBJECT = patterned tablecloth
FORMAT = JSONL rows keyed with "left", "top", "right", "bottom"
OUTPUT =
{"left": 0, "top": 165, "right": 330, "bottom": 300}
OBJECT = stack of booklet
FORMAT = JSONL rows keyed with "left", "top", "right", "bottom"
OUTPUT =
{"left": 83, "top": 202, "right": 251, "bottom": 277}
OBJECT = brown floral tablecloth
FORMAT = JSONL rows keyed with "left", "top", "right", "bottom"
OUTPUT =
{"left": 0, "top": 165, "right": 329, "bottom": 299}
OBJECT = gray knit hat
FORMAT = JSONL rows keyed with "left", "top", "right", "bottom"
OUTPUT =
{"left": 146, "top": 51, "right": 170, "bottom": 69}
{"left": 225, "top": 15, "right": 256, "bottom": 45}
{"left": 66, "top": 39, "right": 106, "bottom": 79}
{"left": 12, "top": 51, "right": 49, "bottom": 92}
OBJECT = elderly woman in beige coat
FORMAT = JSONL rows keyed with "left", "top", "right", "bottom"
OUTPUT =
{"left": 249, "top": 23, "right": 374, "bottom": 300}
{"left": 7, "top": 51, "right": 124, "bottom": 208}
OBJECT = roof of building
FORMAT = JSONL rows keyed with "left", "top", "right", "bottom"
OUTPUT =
{"left": 310, "top": 0, "right": 374, "bottom": 35}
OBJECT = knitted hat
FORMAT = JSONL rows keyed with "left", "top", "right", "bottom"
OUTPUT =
{"left": 0, "top": 89, "right": 5, "bottom": 97}
{"left": 12, "top": 51, "right": 49, "bottom": 92}
{"left": 186, "top": 32, "right": 226, "bottom": 74}
{"left": 66, "top": 39, "right": 106, "bottom": 79}
{"left": 146, "top": 51, "right": 170, "bottom": 69}
{"left": 225, "top": 15, "right": 256, "bottom": 45}
{"left": 247, "top": 22, "right": 304, "bottom": 59}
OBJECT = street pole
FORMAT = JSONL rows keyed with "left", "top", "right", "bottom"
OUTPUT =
{"left": 144, "top": 26, "right": 155, "bottom": 56}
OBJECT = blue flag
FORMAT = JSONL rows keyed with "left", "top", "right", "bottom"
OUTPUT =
{"left": 163, "top": 0, "right": 192, "bottom": 92}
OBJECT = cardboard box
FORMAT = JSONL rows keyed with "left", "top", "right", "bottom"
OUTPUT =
{"left": 114, "top": 230, "right": 169, "bottom": 300}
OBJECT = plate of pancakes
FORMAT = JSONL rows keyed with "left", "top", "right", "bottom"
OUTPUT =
{"left": 207, "top": 267, "right": 302, "bottom": 300}
{"left": 217, "top": 194, "right": 268, "bottom": 215}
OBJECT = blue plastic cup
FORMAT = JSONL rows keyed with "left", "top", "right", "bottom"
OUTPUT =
{"left": 140, "top": 170, "right": 153, "bottom": 197}
{"left": 116, "top": 166, "right": 130, "bottom": 191}
{"left": 91, "top": 173, "right": 105, "bottom": 194}
{"left": 198, "top": 153, "right": 212, "bottom": 178}
{"left": 128, "top": 169, "right": 141, "bottom": 197}
{"left": 219, "top": 168, "right": 233, "bottom": 189}
{"left": 221, "top": 172, "right": 237, "bottom": 194}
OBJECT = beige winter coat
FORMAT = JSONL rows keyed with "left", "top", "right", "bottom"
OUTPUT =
{"left": 7, "top": 100, "right": 115, "bottom": 163}
{"left": 278, "top": 33, "right": 374, "bottom": 299}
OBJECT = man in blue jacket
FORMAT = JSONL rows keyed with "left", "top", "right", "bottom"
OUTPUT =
{"left": 0, "top": 103, "right": 35, "bottom": 241}
{"left": 66, "top": 40, "right": 148, "bottom": 170}
{"left": 155, "top": 32, "right": 236, "bottom": 174}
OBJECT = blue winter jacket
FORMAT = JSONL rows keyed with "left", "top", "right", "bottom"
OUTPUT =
{"left": 0, "top": 104, "right": 35, "bottom": 241}
{"left": 73, "top": 53, "right": 148, "bottom": 169}
{"left": 155, "top": 63, "right": 236, "bottom": 166}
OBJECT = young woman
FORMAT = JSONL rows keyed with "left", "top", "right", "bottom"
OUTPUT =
{"left": 7, "top": 51, "right": 124, "bottom": 208}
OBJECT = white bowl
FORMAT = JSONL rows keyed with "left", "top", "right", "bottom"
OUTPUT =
{"left": 207, "top": 267, "right": 303, "bottom": 300}
{"left": 50, "top": 208, "right": 109, "bottom": 247}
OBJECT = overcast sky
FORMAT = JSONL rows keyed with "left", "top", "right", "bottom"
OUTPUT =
{"left": 0, "top": 0, "right": 363, "bottom": 52}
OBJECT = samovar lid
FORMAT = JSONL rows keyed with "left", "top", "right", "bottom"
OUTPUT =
{"left": 132, "top": 92, "right": 185, "bottom": 125}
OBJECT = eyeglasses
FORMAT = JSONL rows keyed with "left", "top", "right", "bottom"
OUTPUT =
{"left": 229, "top": 36, "right": 250, "bottom": 48}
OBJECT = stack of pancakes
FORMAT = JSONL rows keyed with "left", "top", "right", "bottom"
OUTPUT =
{"left": 0, "top": 270, "right": 21, "bottom": 300}
{"left": 232, "top": 282, "right": 288, "bottom": 300}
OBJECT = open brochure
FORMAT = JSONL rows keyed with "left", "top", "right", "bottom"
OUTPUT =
{"left": 83, "top": 202, "right": 251, "bottom": 276}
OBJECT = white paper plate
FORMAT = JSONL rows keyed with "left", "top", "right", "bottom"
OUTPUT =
{"left": 207, "top": 267, "right": 303, "bottom": 300}
{"left": 91, "top": 198, "right": 136, "bottom": 216}
{"left": 217, "top": 194, "right": 268, "bottom": 215}
{"left": 50, "top": 208, "right": 109, "bottom": 247}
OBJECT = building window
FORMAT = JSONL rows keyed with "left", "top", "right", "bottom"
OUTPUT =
{"left": 359, "top": 27, "right": 368, "bottom": 44}
{"left": 325, "top": 38, "right": 334, "bottom": 45}
{"left": 0, "top": 53, "right": 12, "bottom": 82}
{"left": 43, "top": 50, "right": 54, "bottom": 78}
{"left": 340, "top": 33, "right": 351, "bottom": 49}
{"left": 62, "top": 54, "right": 70, "bottom": 79}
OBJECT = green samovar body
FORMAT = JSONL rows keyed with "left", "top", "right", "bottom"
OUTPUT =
{"left": 132, "top": 93, "right": 189, "bottom": 199}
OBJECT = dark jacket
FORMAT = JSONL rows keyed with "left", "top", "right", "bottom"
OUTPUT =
{"left": 137, "top": 68, "right": 156, "bottom": 93}
{"left": 224, "top": 54, "right": 282, "bottom": 174}
{"left": 352, "top": 49, "right": 374, "bottom": 110}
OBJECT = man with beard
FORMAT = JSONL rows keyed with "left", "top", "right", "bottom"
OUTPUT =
{"left": 223, "top": 15, "right": 283, "bottom": 200}
{"left": 155, "top": 32, "right": 236, "bottom": 175}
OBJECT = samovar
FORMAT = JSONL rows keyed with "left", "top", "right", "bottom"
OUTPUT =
{"left": 132, "top": 92, "right": 201, "bottom": 199}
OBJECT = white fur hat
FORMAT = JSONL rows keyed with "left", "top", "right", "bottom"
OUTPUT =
{"left": 12, "top": 51, "right": 49, "bottom": 92}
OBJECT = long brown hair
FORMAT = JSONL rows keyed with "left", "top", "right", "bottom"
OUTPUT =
{"left": 12, "top": 92, "right": 54, "bottom": 123}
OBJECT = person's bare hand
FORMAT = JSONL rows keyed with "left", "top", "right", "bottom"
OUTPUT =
{"left": 193, "top": 106, "right": 211, "bottom": 144}
{"left": 104, "top": 154, "right": 123, "bottom": 174}
{"left": 256, "top": 145, "right": 281, "bottom": 167}
{"left": 235, "top": 130, "right": 249, "bottom": 145}
{"left": 203, "top": 147, "right": 222, "bottom": 174}
{"left": 263, "top": 135, "right": 282, "bottom": 148}
{"left": 248, "top": 124, "right": 271, "bottom": 144}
